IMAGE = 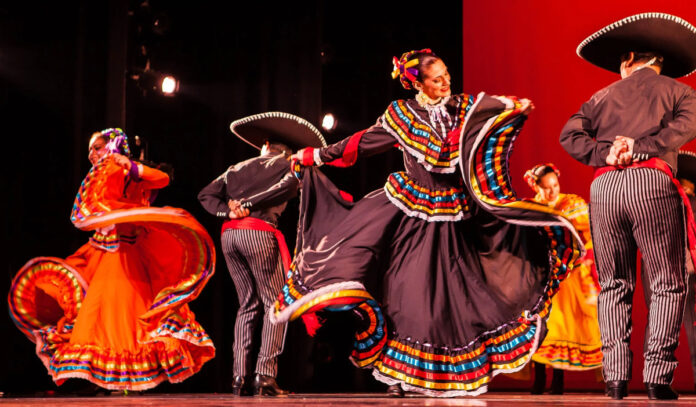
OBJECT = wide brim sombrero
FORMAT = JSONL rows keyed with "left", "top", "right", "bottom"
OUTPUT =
{"left": 678, "top": 151, "right": 696, "bottom": 183}
{"left": 577, "top": 12, "right": 696, "bottom": 78}
{"left": 229, "top": 112, "right": 327, "bottom": 151}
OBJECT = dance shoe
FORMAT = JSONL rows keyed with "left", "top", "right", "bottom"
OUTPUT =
{"left": 253, "top": 374, "right": 288, "bottom": 396}
{"left": 645, "top": 383, "right": 678, "bottom": 400}
{"left": 387, "top": 384, "right": 404, "bottom": 397}
{"left": 231, "top": 375, "right": 250, "bottom": 396}
{"left": 605, "top": 380, "right": 628, "bottom": 400}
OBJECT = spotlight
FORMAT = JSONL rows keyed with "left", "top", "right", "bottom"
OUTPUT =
{"left": 322, "top": 113, "right": 337, "bottom": 131}
{"left": 160, "top": 75, "right": 179, "bottom": 95}
{"left": 130, "top": 69, "right": 179, "bottom": 97}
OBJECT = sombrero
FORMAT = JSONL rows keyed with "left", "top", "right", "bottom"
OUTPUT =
{"left": 229, "top": 112, "right": 327, "bottom": 151}
{"left": 577, "top": 12, "right": 696, "bottom": 78}
{"left": 678, "top": 150, "right": 696, "bottom": 183}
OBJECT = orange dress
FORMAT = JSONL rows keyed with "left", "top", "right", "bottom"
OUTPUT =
{"left": 531, "top": 193, "right": 602, "bottom": 370}
{"left": 8, "top": 156, "right": 216, "bottom": 390}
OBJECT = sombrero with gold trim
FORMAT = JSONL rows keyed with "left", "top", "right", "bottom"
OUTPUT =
{"left": 577, "top": 12, "right": 696, "bottom": 78}
{"left": 229, "top": 112, "right": 327, "bottom": 151}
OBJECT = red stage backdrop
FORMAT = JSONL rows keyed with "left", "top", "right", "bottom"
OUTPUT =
{"left": 462, "top": 0, "right": 696, "bottom": 392}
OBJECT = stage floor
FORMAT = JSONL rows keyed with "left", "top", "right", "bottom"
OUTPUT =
{"left": 1, "top": 392, "right": 695, "bottom": 406}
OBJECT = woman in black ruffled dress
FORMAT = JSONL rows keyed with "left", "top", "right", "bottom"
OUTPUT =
{"left": 263, "top": 49, "right": 583, "bottom": 397}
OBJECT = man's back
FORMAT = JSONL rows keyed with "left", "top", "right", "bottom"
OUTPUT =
{"left": 561, "top": 68, "right": 696, "bottom": 169}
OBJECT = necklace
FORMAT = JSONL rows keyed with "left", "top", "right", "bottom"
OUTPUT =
{"left": 416, "top": 91, "right": 443, "bottom": 108}
{"left": 415, "top": 93, "right": 452, "bottom": 136}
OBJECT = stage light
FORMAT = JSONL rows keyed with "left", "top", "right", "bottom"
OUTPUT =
{"left": 130, "top": 69, "right": 180, "bottom": 97}
{"left": 322, "top": 113, "right": 336, "bottom": 131}
{"left": 161, "top": 75, "right": 178, "bottom": 95}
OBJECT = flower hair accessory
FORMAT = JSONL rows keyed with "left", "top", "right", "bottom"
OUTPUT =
{"left": 523, "top": 163, "right": 560, "bottom": 190}
{"left": 391, "top": 48, "right": 433, "bottom": 90}
{"left": 102, "top": 128, "right": 131, "bottom": 157}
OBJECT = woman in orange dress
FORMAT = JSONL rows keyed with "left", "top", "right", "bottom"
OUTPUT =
{"left": 524, "top": 163, "right": 602, "bottom": 394}
{"left": 8, "top": 129, "right": 215, "bottom": 391}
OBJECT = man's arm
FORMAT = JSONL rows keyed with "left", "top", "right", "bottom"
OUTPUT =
{"left": 241, "top": 171, "right": 299, "bottom": 210}
{"left": 560, "top": 101, "right": 611, "bottom": 167}
{"left": 198, "top": 171, "right": 231, "bottom": 218}
{"left": 631, "top": 87, "right": 696, "bottom": 160}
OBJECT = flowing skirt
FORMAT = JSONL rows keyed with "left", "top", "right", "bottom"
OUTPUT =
{"left": 272, "top": 94, "right": 584, "bottom": 396}
{"left": 9, "top": 207, "right": 216, "bottom": 391}
{"left": 532, "top": 262, "right": 602, "bottom": 370}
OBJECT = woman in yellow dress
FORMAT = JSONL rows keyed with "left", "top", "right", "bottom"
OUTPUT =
{"left": 524, "top": 163, "right": 602, "bottom": 394}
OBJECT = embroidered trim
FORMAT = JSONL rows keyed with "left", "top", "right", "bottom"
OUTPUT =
{"left": 383, "top": 172, "right": 468, "bottom": 222}
{"left": 381, "top": 96, "right": 474, "bottom": 173}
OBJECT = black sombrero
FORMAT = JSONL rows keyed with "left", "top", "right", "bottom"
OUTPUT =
{"left": 229, "top": 112, "right": 327, "bottom": 151}
{"left": 577, "top": 12, "right": 696, "bottom": 78}
{"left": 678, "top": 151, "right": 696, "bottom": 183}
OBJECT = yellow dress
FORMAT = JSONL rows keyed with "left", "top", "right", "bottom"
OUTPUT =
{"left": 531, "top": 193, "right": 602, "bottom": 370}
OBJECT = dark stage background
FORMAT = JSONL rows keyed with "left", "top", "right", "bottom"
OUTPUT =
{"left": 3, "top": 0, "right": 696, "bottom": 396}
{"left": 1, "top": 0, "right": 463, "bottom": 395}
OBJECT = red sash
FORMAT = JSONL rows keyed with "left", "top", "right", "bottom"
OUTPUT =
{"left": 594, "top": 158, "right": 696, "bottom": 263}
{"left": 222, "top": 217, "right": 291, "bottom": 270}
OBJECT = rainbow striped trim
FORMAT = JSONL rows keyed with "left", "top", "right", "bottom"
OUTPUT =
{"left": 373, "top": 317, "right": 542, "bottom": 396}
{"left": 36, "top": 321, "right": 214, "bottom": 391}
{"left": 273, "top": 267, "right": 389, "bottom": 367}
{"left": 88, "top": 230, "right": 137, "bottom": 252}
{"left": 9, "top": 256, "right": 216, "bottom": 391}
{"left": 381, "top": 95, "right": 474, "bottom": 173}
{"left": 71, "top": 157, "right": 113, "bottom": 225}
{"left": 384, "top": 172, "right": 469, "bottom": 221}
{"left": 532, "top": 341, "right": 603, "bottom": 371}
{"left": 8, "top": 258, "right": 87, "bottom": 341}
{"left": 273, "top": 267, "right": 549, "bottom": 396}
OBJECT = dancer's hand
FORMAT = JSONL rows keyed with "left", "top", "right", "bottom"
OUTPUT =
{"left": 228, "top": 199, "right": 250, "bottom": 219}
{"left": 519, "top": 98, "right": 535, "bottom": 116}
{"left": 606, "top": 137, "right": 629, "bottom": 166}
{"left": 615, "top": 136, "right": 635, "bottom": 165}
{"left": 291, "top": 148, "right": 307, "bottom": 162}
{"left": 112, "top": 153, "right": 132, "bottom": 170}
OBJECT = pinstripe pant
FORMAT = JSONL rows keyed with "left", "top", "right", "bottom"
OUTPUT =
{"left": 222, "top": 228, "right": 287, "bottom": 378}
{"left": 643, "top": 263, "right": 696, "bottom": 381}
{"left": 590, "top": 168, "right": 686, "bottom": 384}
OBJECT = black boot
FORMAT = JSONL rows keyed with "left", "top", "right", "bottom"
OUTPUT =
{"left": 645, "top": 383, "right": 678, "bottom": 400}
{"left": 253, "top": 374, "right": 288, "bottom": 396}
{"left": 550, "top": 369, "right": 564, "bottom": 395}
{"left": 231, "top": 375, "right": 249, "bottom": 396}
{"left": 387, "top": 384, "right": 404, "bottom": 397}
{"left": 605, "top": 380, "right": 628, "bottom": 400}
{"left": 531, "top": 363, "right": 546, "bottom": 394}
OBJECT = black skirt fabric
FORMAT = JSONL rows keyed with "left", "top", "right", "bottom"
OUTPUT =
{"left": 272, "top": 94, "right": 583, "bottom": 396}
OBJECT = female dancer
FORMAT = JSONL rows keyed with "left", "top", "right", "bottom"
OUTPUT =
{"left": 267, "top": 49, "right": 584, "bottom": 397}
{"left": 8, "top": 129, "right": 215, "bottom": 391}
{"left": 523, "top": 164, "right": 602, "bottom": 394}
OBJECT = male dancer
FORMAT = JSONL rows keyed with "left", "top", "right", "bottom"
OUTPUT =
{"left": 560, "top": 12, "right": 696, "bottom": 400}
{"left": 198, "top": 112, "right": 325, "bottom": 396}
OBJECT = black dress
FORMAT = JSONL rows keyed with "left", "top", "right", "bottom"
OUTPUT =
{"left": 270, "top": 93, "right": 583, "bottom": 396}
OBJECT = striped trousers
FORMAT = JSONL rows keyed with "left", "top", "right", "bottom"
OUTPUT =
{"left": 643, "top": 263, "right": 696, "bottom": 381}
{"left": 590, "top": 168, "right": 686, "bottom": 384}
{"left": 222, "top": 228, "right": 287, "bottom": 378}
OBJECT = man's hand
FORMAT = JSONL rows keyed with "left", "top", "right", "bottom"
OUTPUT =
{"left": 519, "top": 98, "right": 535, "bottom": 116}
{"left": 615, "top": 136, "right": 635, "bottom": 165}
{"left": 291, "top": 148, "right": 307, "bottom": 162}
{"left": 606, "top": 136, "right": 634, "bottom": 166}
{"left": 228, "top": 199, "right": 250, "bottom": 219}
{"left": 112, "top": 153, "right": 132, "bottom": 170}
